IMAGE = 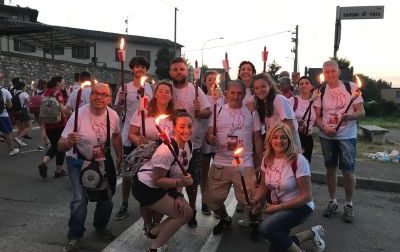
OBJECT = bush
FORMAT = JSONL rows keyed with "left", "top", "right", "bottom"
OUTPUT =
{"left": 365, "top": 101, "right": 399, "bottom": 117}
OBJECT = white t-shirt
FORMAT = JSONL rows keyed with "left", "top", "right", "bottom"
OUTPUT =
{"left": 201, "top": 95, "right": 225, "bottom": 154}
{"left": 130, "top": 110, "right": 173, "bottom": 141}
{"left": 66, "top": 86, "right": 92, "bottom": 110}
{"left": 14, "top": 90, "right": 29, "bottom": 109}
{"left": 114, "top": 81, "right": 153, "bottom": 146}
{"left": 173, "top": 82, "right": 210, "bottom": 149}
{"left": 137, "top": 141, "right": 193, "bottom": 189}
{"left": 62, "top": 104, "right": 121, "bottom": 160}
{"left": 314, "top": 81, "right": 363, "bottom": 139}
{"left": 210, "top": 103, "right": 261, "bottom": 167}
{"left": 265, "top": 94, "right": 297, "bottom": 131}
{"left": 0, "top": 88, "right": 12, "bottom": 117}
{"left": 261, "top": 154, "right": 314, "bottom": 210}
{"left": 243, "top": 88, "right": 254, "bottom": 105}
{"left": 289, "top": 96, "right": 316, "bottom": 135}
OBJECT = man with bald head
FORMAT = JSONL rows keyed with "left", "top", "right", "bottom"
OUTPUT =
{"left": 58, "top": 83, "right": 122, "bottom": 252}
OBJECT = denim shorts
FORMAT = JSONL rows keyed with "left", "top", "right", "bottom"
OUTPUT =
{"left": 319, "top": 137, "right": 356, "bottom": 173}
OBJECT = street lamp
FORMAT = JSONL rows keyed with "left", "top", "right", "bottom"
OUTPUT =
{"left": 201, "top": 37, "right": 224, "bottom": 68}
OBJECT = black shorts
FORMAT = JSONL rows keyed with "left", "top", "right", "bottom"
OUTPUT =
{"left": 14, "top": 109, "right": 31, "bottom": 122}
{"left": 187, "top": 148, "right": 203, "bottom": 186}
{"left": 132, "top": 176, "right": 167, "bottom": 206}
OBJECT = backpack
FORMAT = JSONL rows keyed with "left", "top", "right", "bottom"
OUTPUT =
{"left": 120, "top": 138, "right": 193, "bottom": 177}
{"left": 0, "top": 88, "right": 5, "bottom": 113}
{"left": 319, "top": 81, "right": 351, "bottom": 117}
{"left": 39, "top": 92, "right": 61, "bottom": 124}
{"left": 11, "top": 91, "right": 23, "bottom": 112}
{"left": 28, "top": 93, "right": 44, "bottom": 114}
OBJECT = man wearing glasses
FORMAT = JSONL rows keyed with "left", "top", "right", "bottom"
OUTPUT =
{"left": 58, "top": 83, "right": 122, "bottom": 252}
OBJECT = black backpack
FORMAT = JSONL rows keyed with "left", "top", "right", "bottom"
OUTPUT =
{"left": 0, "top": 88, "right": 5, "bottom": 113}
{"left": 319, "top": 81, "right": 352, "bottom": 117}
{"left": 11, "top": 91, "right": 23, "bottom": 112}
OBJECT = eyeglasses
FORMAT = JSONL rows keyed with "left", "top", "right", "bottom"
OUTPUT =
{"left": 91, "top": 92, "right": 111, "bottom": 98}
{"left": 181, "top": 150, "right": 188, "bottom": 166}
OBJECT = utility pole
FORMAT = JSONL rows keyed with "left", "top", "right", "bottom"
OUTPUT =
{"left": 174, "top": 7, "right": 178, "bottom": 57}
{"left": 291, "top": 25, "right": 299, "bottom": 73}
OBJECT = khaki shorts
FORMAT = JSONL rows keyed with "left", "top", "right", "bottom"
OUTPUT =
{"left": 207, "top": 164, "right": 257, "bottom": 211}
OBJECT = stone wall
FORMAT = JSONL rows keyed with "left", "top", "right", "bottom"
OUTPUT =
{"left": 0, "top": 51, "right": 132, "bottom": 92}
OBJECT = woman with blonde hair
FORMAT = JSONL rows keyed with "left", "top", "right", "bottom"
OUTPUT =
{"left": 250, "top": 123, "right": 325, "bottom": 252}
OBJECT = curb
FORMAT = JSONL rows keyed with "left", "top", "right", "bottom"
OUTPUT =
{"left": 311, "top": 171, "right": 400, "bottom": 193}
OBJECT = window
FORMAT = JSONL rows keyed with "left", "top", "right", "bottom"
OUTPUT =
{"left": 396, "top": 91, "right": 400, "bottom": 99}
{"left": 44, "top": 47, "right": 64, "bottom": 55}
{"left": 72, "top": 46, "right": 90, "bottom": 59}
{"left": 136, "top": 50, "right": 151, "bottom": 62}
{"left": 14, "top": 39, "right": 36, "bottom": 53}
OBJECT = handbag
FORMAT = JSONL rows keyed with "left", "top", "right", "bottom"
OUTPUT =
{"left": 79, "top": 108, "right": 116, "bottom": 202}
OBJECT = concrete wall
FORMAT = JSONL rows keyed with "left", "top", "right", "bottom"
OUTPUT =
{"left": 381, "top": 88, "right": 400, "bottom": 104}
{"left": 0, "top": 51, "right": 132, "bottom": 94}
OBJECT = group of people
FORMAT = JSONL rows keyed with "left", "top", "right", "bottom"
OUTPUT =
{"left": 0, "top": 56, "right": 365, "bottom": 252}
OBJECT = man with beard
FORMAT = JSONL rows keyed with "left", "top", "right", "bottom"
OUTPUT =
{"left": 169, "top": 57, "right": 211, "bottom": 227}
{"left": 114, "top": 56, "right": 153, "bottom": 220}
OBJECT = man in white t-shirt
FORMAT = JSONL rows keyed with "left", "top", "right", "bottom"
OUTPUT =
{"left": 58, "top": 83, "right": 122, "bottom": 251}
{"left": 206, "top": 80, "right": 263, "bottom": 238}
{"left": 314, "top": 60, "right": 365, "bottom": 223}
{"left": 0, "top": 71, "right": 20, "bottom": 156}
{"left": 113, "top": 56, "right": 153, "bottom": 220}
{"left": 169, "top": 57, "right": 211, "bottom": 227}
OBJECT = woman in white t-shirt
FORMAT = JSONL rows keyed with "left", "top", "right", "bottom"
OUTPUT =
{"left": 253, "top": 73, "right": 302, "bottom": 153}
{"left": 132, "top": 111, "right": 194, "bottom": 252}
{"left": 289, "top": 76, "right": 317, "bottom": 163}
{"left": 128, "top": 81, "right": 174, "bottom": 235}
{"left": 237, "top": 61, "right": 256, "bottom": 110}
{"left": 250, "top": 123, "right": 325, "bottom": 252}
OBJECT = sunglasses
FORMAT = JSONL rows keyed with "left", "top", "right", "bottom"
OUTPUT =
{"left": 181, "top": 150, "right": 188, "bottom": 166}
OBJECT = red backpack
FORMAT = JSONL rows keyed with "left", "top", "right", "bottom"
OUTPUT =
{"left": 28, "top": 93, "right": 44, "bottom": 114}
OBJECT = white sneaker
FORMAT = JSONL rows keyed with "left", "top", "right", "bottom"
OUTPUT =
{"left": 311, "top": 225, "right": 326, "bottom": 252}
{"left": 9, "top": 148, "right": 20, "bottom": 156}
{"left": 237, "top": 219, "right": 250, "bottom": 228}
{"left": 14, "top": 137, "right": 27, "bottom": 147}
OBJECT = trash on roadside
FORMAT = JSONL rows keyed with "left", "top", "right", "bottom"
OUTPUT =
{"left": 363, "top": 150, "right": 400, "bottom": 163}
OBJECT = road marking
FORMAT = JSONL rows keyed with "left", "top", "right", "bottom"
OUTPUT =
{"left": 12, "top": 126, "right": 41, "bottom": 132}
{"left": 103, "top": 189, "right": 238, "bottom": 252}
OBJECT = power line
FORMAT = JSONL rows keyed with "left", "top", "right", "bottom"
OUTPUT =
{"left": 183, "top": 30, "right": 291, "bottom": 53}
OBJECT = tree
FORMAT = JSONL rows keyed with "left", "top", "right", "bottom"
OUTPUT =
{"left": 155, "top": 44, "right": 174, "bottom": 79}
{"left": 267, "top": 60, "right": 281, "bottom": 82}
{"left": 330, "top": 57, "right": 351, "bottom": 69}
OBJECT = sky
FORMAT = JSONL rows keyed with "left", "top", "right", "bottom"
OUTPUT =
{"left": 11, "top": 0, "right": 400, "bottom": 86}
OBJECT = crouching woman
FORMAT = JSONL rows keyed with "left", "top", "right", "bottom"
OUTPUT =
{"left": 250, "top": 123, "right": 325, "bottom": 252}
{"left": 132, "top": 111, "right": 194, "bottom": 252}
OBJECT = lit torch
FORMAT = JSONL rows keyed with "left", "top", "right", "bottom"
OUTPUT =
{"left": 139, "top": 76, "right": 147, "bottom": 137}
{"left": 232, "top": 147, "right": 250, "bottom": 204}
{"left": 335, "top": 75, "right": 362, "bottom": 132}
{"left": 319, "top": 73, "right": 325, "bottom": 85}
{"left": 154, "top": 114, "right": 188, "bottom": 175}
{"left": 262, "top": 46, "right": 268, "bottom": 73}
{"left": 223, "top": 52, "right": 229, "bottom": 91}
{"left": 212, "top": 74, "right": 221, "bottom": 136}
{"left": 73, "top": 81, "right": 92, "bottom": 153}
{"left": 118, "top": 38, "right": 127, "bottom": 122}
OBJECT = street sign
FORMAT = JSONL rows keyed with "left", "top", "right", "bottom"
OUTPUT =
{"left": 340, "top": 6, "right": 384, "bottom": 20}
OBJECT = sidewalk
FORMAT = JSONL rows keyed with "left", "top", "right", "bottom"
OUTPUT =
{"left": 310, "top": 128, "right": 400, "bottom": 193}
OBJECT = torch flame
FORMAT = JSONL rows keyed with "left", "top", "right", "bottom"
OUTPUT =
{"left": 355, "top": 75, "right": 362, "bottom": 88}
{"left": 94, "top": 79, "right": 98, "bottom": 84}
{"left": 319, "top": 73, "right": 325, "bottom": 84}
{"left": 140, "top": 76, "right": 147, "bottom": 87}
{"left": 119, "top": 38, "right": 125, "bottom": 50}
{"left": 155, "top": 114, "right": 169, "bottom": 125}
{"left": 234, "top": 147, "right": 244, "bottom": 156}
{"left": 216, "top": 74, "right": 221, "bottom": 85}
{"left": 81, "top": 81, "right": 91, "bottom": 88}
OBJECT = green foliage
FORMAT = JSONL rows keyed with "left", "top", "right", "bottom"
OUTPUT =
{"left": 330, "top": 57, "right": 351, "bottom": 69}
{"left": 267, "top": 60, "right": 281, "bottom": 82}
{"left": 360, "top": 116, "right": 400, "bottom": 128}
{"left": 364, "top": 100, "right": 399, "bottom": 117}
{"left": 359, "top": 74, "right": 391, "bottom": 102}
{"left": 155, "top": 44, "right": 174, "bottom": 79}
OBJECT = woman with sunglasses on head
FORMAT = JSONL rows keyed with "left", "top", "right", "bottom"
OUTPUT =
{"left": 253, "top": 73, "right": 302, "bottom": 153}
{"left": 288, "top": 76, "right": 316, "bottom": 163}
{"left": 132, "top": 111, "right": 194, "bottom": 252}
{"left": 250, "top": 123, "right": 325, "bottom": 252}
{"left": 128, "top": 81, "right": 175, "bottom": 237}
